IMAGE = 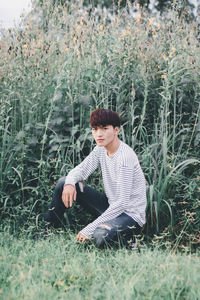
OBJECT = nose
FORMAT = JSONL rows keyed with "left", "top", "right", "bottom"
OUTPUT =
{"left": 96, "top": 129, "right": 103, "bottom": 136}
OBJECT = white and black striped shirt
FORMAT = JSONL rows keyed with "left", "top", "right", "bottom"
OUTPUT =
{"left": 65, "top": 141, "right": 147, "bottom": 238}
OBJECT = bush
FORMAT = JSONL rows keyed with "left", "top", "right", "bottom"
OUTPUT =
{"left": 0, "top": 1, "right": 199, "bottom": 247}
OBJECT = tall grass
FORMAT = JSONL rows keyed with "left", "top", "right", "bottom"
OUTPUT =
{"left": 0, "top": 1, "right": 199, "bottom": 246}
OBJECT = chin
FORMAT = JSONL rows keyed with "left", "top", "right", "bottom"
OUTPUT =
{"left": 96, "top": 141, "right": 105, "bottom": 146}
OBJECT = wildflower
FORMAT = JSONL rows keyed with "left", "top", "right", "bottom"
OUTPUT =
{"left": 161, "top": 74, "right": 167, "bottom": 79}
{"left": 169, "top": 52, "right": 173, "bottom": 58}
{"left": 84, "top": 11, "right": 88, "bottom": 15}
{"left": 65, "top": 47, "right": 69, "bottom": 52}
{"left": 73, "top": 36, "right": 77, "bottom": 41}
{"left": 122, "top": 31, "right": 126, "bottom": 37}
{"left": 99, "top": 25, "right": 103, "bottom": 31}
{"left": 23, "top": 44, "right": 28, "bottom": 48}
{"left": 157, "top": 23, "right": 161, "bottom": 30}
{"left": 97, "top": 60, "right": 101, "bottom": 63}
{"left": 77, "top": 25, "right": 81, "bottom": 31}
{"left": 149, "top": 18, "right": 155, "bottom": 26}
{"left": 172, "top": 47, "right": 176, "bottom": 52}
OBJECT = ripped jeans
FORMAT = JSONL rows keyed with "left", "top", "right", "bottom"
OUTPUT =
{"left": 45, "top": 177, "right": 141, "bottom": 248}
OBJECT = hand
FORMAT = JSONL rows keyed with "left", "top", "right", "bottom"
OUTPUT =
{"left": 62, "top": 184, "right": 76, "bottom": 208}
{"left": 76, "top": 232, "right": 89, "bottom": 243}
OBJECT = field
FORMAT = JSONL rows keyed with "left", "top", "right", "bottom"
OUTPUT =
{"left": 0, "top": 231, "right": 200, "bottom": 300}
{"left": 0, "top": 1, "right": 200, "bottom": 299}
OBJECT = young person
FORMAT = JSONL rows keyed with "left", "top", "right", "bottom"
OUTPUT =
{"left": 45, "top": 109, "right": 147, "bottom": 248}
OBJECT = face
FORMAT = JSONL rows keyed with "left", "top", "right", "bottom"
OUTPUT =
{"left": 92, "top": 125, "right": 119, "bottom": 148}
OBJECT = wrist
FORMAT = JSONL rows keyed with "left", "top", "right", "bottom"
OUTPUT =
{"left": 64, "top": 184, "right": 74, "bottom": 189}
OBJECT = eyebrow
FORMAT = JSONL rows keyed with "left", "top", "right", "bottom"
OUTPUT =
{"left": 92, "top": 125, "right": 109, "bottom": 129}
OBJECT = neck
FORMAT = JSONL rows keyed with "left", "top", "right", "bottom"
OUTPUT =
{"left": 105, "top": 138, "right": 120, "bottom": 157}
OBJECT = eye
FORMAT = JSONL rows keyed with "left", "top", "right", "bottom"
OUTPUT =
{"left": 103, "top": 127, "right": 108, "bottom": 130}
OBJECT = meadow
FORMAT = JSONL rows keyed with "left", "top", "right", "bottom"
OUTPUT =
{"left": 0, "top": 1, "right": 200, "bottom": 298}
{"left": 0, "top": 230, "right": 200, "bottom": 300}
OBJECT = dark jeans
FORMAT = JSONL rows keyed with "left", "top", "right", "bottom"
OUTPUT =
{"left": 45, "top": 177, "right": 140, "bottom": 248}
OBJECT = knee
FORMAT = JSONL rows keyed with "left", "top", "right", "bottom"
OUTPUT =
{"left": 55, "top": 177, "right": 66, "bottom": 192}
{"left": 93, "top": 224, "right": 113, "bottom": 248}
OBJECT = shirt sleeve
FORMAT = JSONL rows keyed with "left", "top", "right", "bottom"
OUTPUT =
{"left": 65, "top": 146, "right": 100, "bottom": 186}
{"left": 80, "top": 165, "right": 135, "bottom": 238}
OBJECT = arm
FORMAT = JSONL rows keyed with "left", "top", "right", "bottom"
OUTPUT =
{"left": 62, "top": 146, "right": 100, "bottom": 210}
{"left": 64, "top": 146, "right": 100, "bottom": 186}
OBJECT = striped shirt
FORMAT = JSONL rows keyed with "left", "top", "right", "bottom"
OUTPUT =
{"left": 65, "top": 141, "right": 147, "bottom": 238}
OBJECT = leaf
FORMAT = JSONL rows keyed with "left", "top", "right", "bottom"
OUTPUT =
{"left": 16, "top": 131, "right": 25, "bottom": 140}
{"left": 53, "top": 91, "right": 63, "bottom": 102}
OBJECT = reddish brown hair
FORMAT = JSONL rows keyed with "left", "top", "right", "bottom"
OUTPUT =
{"left": 90, "top": 109, "right": 120, "bottom": 128}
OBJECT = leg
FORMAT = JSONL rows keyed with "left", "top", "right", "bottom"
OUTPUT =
{"left": 76, "top": 184, "right": 109, "bottom": 217}
{"left": 45, "top": 177, "right": 66, "bottom": 228}
{"left": 93, "top": 213, "right": 141, "bottom": 248}
{"left": 45, "top": 177, "right": 109, "bottom": 228}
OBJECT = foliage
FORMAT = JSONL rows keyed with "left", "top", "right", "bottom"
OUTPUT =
{"left": 0, "top": 2, "right": 199, "bottom": 248}
{"left": 35, "top": 0, "right": 198, "bottom": 19}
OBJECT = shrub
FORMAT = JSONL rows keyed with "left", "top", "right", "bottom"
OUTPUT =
{"left": 0, "top": 1, "right": 199, "bottom": 247}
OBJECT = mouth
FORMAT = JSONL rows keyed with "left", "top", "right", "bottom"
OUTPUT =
{"left": 97, "top": 139, "right": 104, "bottom": 142}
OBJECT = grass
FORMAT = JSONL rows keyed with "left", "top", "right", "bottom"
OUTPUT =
{"left": 0, "top": 3, "right": 199, "bottom": 299}
{"left": 0, "top": 230, "right": 200, "bottom": 300}
{"left": 0, "top": 1, "right": 199, "bottom": 248}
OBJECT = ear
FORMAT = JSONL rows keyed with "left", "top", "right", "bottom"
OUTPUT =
{"left": 114, "top": 127, "right": 119, "bottom": 135}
